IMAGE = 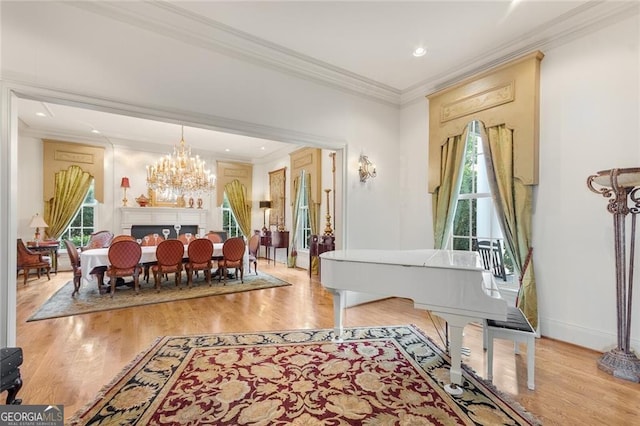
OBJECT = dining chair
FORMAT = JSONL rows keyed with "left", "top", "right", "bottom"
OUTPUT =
{"left": 82, "top": 230, "right": 113, "bottom": 251}
{"left": 185, "top": 238, "right": 214, "bottom": 287}
{"left": 218, "top": 237, "right": 246, "bottom": 284}
{"left": 150, "top": 239, "right": 185, "bottom": 291}
{"left": 177, "top": 234, "right": 191, "bottom": 245}
{"left": 205, "top": 232, "right": 223, "bottom": 243}
{"left": 111, "top": 235, "right": 136, "bottom": 244}
{"left": 106, "top": 240, "right": 142, "bottom": 297}
{"left": 247, "top": 234, "right": 260, "bottom": 275}
{"left": 140, "top": 234, "right": 165, "bottom": 282}
{"left": 63, "top": 240, "right": 82, "bottom": 296}
{"left": 16, "top": 239, "right": 51, "bottom": 285}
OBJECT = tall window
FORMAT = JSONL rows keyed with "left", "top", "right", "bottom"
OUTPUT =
{"left": 222, "top": 194, "right": 241, "bottom": 238}
{"left": 451, "top": 121, "right": 503, "bottom": 251}
{"left": 297, "top": 185, "right": 311, "bottom": 250}
{"left": 60, "top": 181, "right": 96, "bottom": 247}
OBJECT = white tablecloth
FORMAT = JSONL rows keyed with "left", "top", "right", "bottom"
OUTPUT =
{"left": 80, "top": 243, "right": 224, "bottom": 285}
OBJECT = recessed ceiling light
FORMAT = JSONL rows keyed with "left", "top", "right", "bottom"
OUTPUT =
{"left": 91, "top": 129, "right": 100, "bottom": 134}
{"left": 413, "top": 47, "right": 427, "bottom": 57}
{"left": 225, "top": 148, "right": 230, "bottom": 152}
{"left": 261, "top": 146, "right": 265, "bottom": 150}
{"left": 35, "top": 112, "right": 46, "bottom": 117}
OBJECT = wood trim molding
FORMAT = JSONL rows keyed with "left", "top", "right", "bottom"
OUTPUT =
{"left": 427, "top": 51, "right": 543, "bottom": 193}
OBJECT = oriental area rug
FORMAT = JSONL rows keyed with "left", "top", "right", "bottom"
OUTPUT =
{"left": 28, "top": 272, "right": 291, "bottom": 322}
{"left": 69, "top": 325, "right": 540, "bottom": 425}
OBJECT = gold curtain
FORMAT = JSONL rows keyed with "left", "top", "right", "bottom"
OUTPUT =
{"left": 484, "top": 124, "right": 538, "bottom": 329}
{"left": 288, "top": 171, "right": 306, "bottom": 267}
{"left": 432, "top": 132, "right": 468, "bottom": 249}
{"left": 44, "top": 165, "right": 93, "bottom": 239}
{"left": 224, "top": 179, "right": 252, "bottom": 238}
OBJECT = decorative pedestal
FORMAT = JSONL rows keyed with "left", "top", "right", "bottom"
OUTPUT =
{"left": 587, "top": 167, "right": 640, "bottom": 382}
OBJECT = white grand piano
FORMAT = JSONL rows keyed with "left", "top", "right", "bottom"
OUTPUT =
{"left": 320, "top": 248, "right": 507, "bottom": 395}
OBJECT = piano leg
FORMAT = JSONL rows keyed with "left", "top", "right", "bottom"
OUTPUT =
{"left": 331, "top": 290, "right": 345, "bottom": 342}
{"left": 436, "top": 313, "right": 477, "bottom": 396}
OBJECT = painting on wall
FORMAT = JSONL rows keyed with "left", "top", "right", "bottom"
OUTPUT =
{"left": 269, "top": 167, "right": 286, "bottom": 230}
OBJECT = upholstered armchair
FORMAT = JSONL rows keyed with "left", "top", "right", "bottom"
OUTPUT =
{"left": 218, "top": 237, "right": 246, "bottom": 284}
{"left": 16, "top": 239, "right": 51, "bottom": 285}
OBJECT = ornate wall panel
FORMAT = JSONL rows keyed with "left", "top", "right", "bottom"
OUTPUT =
{"left": 269, "top": 167, "right": 286, "bottom": 228}
{"left": 427, "top": 51, "right": 543, "bottom": 193}
{"left": 43, "top": 140, "right": 105, "bottom": 202}
{"left": 216, "top": 161, "right": 253, "bottom": 206}
{"left": 289, "top": 147, "right": 322, "bottom": 203}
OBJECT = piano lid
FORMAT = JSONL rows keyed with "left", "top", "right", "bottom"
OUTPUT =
{"left": 320, "top": 249, "right": 483, "bottom": 271}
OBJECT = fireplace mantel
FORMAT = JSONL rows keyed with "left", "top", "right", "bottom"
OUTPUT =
{"left": 119, "top": 207, "right": 208, "bottom": 236}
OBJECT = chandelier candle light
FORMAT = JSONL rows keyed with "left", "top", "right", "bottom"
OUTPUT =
{"left": 146, "top": 126, "right": 216, "bottom": 203}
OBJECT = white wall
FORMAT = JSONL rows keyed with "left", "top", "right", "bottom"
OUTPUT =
{"left": 534, "top": 16, "right": 640, "bottom": 351}
{"left": 399, "top": 15, "right": 640, "bottom": 352}
{"left": 398, "top": 99, "right": 432, "bottom": 249}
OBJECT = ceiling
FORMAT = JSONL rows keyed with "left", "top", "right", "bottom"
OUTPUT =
{"left": 17, "top": 0, "right": 635, "bottom": 162}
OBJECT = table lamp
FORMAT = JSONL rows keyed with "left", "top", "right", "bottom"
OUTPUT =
{"left": 121, "top": 177, "right": 130, "bottom": 207}
{"left": 29, "top": 213, "right": 49, "bottom": 243}
{"left": 259, "top": 200, "right": 271, "bottom": 233}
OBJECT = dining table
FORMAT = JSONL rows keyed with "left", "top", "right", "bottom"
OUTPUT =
{"left": 80, "top": 243, "right": 225, "bottom": 287}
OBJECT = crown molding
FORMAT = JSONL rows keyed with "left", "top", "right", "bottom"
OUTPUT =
{"left": 70, "top": 1, "right": 401, "bottom": 107}
{"left": 7, "top": 80, "right": 346, "bottom": 153}
{"left": 401, "top": 1, "right": 640, "bottom": 105}
{"left": 63, "top": 1, "right": 640, "bottom": 108}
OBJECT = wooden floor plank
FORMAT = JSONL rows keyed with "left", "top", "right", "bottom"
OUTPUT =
{"left": 11, "top": 260, "right": 640, "bottom": 425}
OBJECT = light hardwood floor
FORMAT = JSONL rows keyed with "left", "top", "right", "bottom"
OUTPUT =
{"left": 12, "top": 260, "right": 640, "bottom": 425}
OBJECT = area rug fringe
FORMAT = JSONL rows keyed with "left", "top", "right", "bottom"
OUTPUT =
{"left": 473, "top": 374, "right": 542, "bottom": 426}
{"left": 66, "top": 336, "right": 165, "bottom": 425}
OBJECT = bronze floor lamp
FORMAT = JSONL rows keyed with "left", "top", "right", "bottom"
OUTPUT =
{"left": 587, "top": 167, "right": 640, "bottom": 382}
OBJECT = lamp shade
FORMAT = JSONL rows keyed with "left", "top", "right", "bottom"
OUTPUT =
{"left": 120, "top": 177, "right": 130, "bottom": 188}
{"left": 29, "top": 213, "right": 49, "bottom": 229}
{"left": 259, "top": 200, "right": 272, "bottom": 209}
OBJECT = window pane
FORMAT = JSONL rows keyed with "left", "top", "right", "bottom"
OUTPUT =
{"left": 453, "top": 199, "right": 470, "bottom": 237}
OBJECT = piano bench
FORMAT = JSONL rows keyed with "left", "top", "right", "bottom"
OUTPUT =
{"left": 484, "top": 306, "right": 536, "bottom": 390}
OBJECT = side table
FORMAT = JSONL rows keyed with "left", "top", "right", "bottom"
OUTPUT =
{"left": 27, "top": 240, "right": 59, "bottom": 274}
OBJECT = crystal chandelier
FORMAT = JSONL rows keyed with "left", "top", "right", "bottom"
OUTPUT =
{"left": 146, "top": 126, "right": 216, "bottom": 198}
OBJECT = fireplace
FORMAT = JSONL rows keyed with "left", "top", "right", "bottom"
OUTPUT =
{"left": 130, "top": 225, "right": 199, "bottom": 240}
{"left": 119, "top": 207, "right": 208, "bottom": 237}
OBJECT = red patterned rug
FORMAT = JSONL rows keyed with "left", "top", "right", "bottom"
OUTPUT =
{"left": 69, "top": 325, "right": 539, "bottom": 425}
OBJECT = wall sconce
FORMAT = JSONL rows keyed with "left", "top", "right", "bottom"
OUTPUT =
{"left": 120, "top": 177, "right": 130, "bottom": 207}
{"left": 358, "top": 155, "right": 377, "bottom": 182}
